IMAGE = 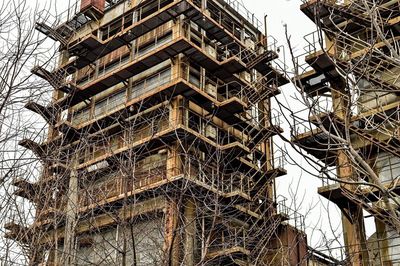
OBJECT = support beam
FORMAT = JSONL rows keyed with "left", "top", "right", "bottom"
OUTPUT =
{"left": 184, "top": 198, "right": 196, "bottom": 266}
{"left": 61, "top": 166, "right": 79, "bottom": 265}
{"left": 336, "top": 151, "right": 369, "bottom": 266}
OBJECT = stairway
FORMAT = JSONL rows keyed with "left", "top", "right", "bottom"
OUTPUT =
{"left": 334, "top": 116, "right": 400, "bottom": 158}
{"left": 36, "top": 22, "right": 71, "bottom": 47}
{"left": 247, "top": 50, "right": 278, "bottom": 70}
{"left": 341, "top": 186, "right": 400, "bottom": 234}
{"left": 32, "top": 66, "right": 75, "bottom": 93}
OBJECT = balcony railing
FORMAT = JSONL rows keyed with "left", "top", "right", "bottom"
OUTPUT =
{"left": 184, "top": 157, "right": 252, "bottom": 196}
{"left": 76, "top": 154, "right": 251, "bottom": 208}
{"left": 79, "top": 165, "right": 168, "bottom": 206}
{"left": 276, "top": 195, "right": 305, "bottom": 232}
{"left": 64, "top": 19, "right": 252, "bottom": 87}
{"left": 208, "top": 231, "right": 248, "bottom": 255}
{"left": 72, "top": 105, "right": 251, "bottom": 167}
{"left": 68, "top": 61, "right": 252, "bottom": 127}
{"left": 221, "top": 0, "right": 262, "bottom": 30}
{"left": 76, "top": 115, "right": 171, "bottom": 165}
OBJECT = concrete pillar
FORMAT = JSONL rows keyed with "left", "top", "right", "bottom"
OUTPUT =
{"left": 260, "top": 99, "right": 275, "bottom": 202}
{"left": 201, "top": 0, "right": 207, "bottom": 10}
{"left": 375, "top": 219, "right": 393, "bottom": 266}
{"left": 167, "top": 144, "right": 182, "bottom": 178}
{"left": 184, "top": 198, "right": 196, "bottom": 266}
{"left": 61, "top": 162, "right": 79, "bottom": 265}
{"left": 169, "top": 95, "right": 183, "bottom": 128}
{"left": 337, "top": 151, "right": 369, "bottom": 266}
{"left": 330, "top": 70, "right": 370, "bottom": 265}
{"left": 164, "top": 201, "right": 180, "bottom": 266}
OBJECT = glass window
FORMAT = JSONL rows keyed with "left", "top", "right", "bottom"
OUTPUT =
{"left": 129, "top": 68, "right": 171, "bottom": 100}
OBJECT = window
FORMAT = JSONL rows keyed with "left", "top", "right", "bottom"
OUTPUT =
{"left": 189, "top": 65, "right": 201, "bottom": 87}
{"left": 73, "top": 106, "right": 91, "bottom": 125}
{"left": 137, "top": 33, "right": 172, "bottom": 57}
{"left": 129, "top": 68, "right": 172, "bottom": 100}
{"left": 94, "top": 89, "right": 126, "bottom": 117}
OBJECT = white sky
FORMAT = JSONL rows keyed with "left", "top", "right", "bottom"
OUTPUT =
{"left": 28, "top": 0, "right": 378, "bottom": 254}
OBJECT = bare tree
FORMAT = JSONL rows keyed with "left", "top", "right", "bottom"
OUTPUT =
{"left": 0, "top": 0, "right": 56, "bottom": 264}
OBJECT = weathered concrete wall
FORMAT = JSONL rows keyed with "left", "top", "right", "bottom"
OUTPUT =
{"left": 75, "top": 216, "right": 165, "bottom": 265}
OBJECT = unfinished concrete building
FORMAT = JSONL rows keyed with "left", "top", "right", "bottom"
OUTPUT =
{"left": 294, "top": 0, "right": 400, "bottom": 265}
{"left": 3, "top": 0, "right": 313, "bottom": 265}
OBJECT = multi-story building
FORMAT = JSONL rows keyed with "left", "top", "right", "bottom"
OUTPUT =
{"left": 294, "top": 0, "right": 400, "bottom": 265}
{"left": 3, "top": 0, "right": 315, "bottom": 265}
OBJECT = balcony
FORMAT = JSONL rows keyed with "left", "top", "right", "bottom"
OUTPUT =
{"left": 206, "top": 232, "right": 250, "bottom": 263}
{"left": 218, "top": 0, "right": 263, "bottom": 30}
{"left": 24, "top": 97, "right": 274, "bottom": 177}
{"left": 318, "top": 175, "right": 400, "bottom": 208}
{"left": 292, "top": 121, "right": 338, "bottom": 166}
{"left": 26, "top": 153, "right": 252, "bottom": 231}
{"left": 11, "top": 178, "right": 37, "bottom": 201}
{"left": 53, "top": 21, "right": 250, "bottom": 110}
{"left": 78, "top": 160, "right": 252, "bottom": 210}
{"left": 44, "top": 0, "right": 266, "bottom": 77}
{"left": 4, "top": 222, "right": 30, "bottom": 244}
{"left": 71, "top": 111, "right": 251, "bottom": 170}
{"left": 51, "top": 68, "right": 281, "bottom": 157}
{"left": 65, "top": 62, "right": 250, "bottom": 131}
{"left": 300, "top": 0, "right": 398, "bottom": 35}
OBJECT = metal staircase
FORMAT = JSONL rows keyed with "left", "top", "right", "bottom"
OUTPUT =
{"left": 244, "top": 76, "right": 279, "bottom": 104}
{"left": 241, "top": 108, "right": 282, "bottom": 154}
{"left": 25, "top": 101, "right": 57, "bottom": 125}
{"left": 35, "top": 5, "right": 90, "bottom": 47}
{"left": 19, "top": 139, "right": 47, "bottom": 160}
{"left": 250, "top": 165, "right": 282, "bottom": 201}
{"left": 36, "top": 22, "right": 73, "bottom": 47}
{"left": 335, "top": 116, "right": 400, "bottom": 158}
{"left": 340, "top": 186, "right": 400, "bottom": 234}
{"left": 32, "top": 66, "right": 76, "bottom": 94}
{"left": 332, "top": 34, "right": 400, "bottom": 94}
{"left": 323, "top": 1, "right": 374, "bottom": 26}
{"left": 310, "top": 87, "right": 400, "bottom": 159}
{"left": 247, "top": 50, "right": 278, "bottom": 70}
{"left": 247, "top": 201, "right": 286, "bottom": 264}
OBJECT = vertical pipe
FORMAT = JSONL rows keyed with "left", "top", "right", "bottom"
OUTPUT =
{"left": 264, "top": 15, "right": 268, "bottom": 44}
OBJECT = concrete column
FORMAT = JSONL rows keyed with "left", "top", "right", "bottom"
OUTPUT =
{"left": 164, "top": 201, "right": 180, "bottom": 266}
{"left": 337, "top": 151, "right": 369, "bottom": 266}
{"left": 331, "top": 76, "right": 369, "bottom": 265}
{"left": 169, "top": 95, "right": 183, "bottom": 128}
{"left": 184, "top": 198, "right": 196, "bottom": 266}
{"left": 201, "top": 0, "right": 207, "bottom": 10}
{"left": 61, "top": 161, "right": 79, "bottom": 265}
{"left": 167, "top": 145, "right": 182, "bottom": 178}
{"left": 375, "top": 219, "right": 393, "bottom": 266}
{"left": 260, "top": 99, "right": 275, "bottom": 202}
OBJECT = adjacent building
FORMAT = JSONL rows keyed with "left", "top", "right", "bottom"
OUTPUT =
{"left": 295, "top": 0, "right": 400, "bottom": 265}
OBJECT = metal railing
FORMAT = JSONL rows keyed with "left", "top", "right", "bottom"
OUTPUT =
{"left": 78, "top": 152, "right": 253, "bottom": 207}
{"left": 292, "top": 116, "right": 315, "bottom": 137}
{"left": 222, "top": 0, "right": 262, "bottom": 30}
{"left": 277, "top": 195, "right": 306, "bottom": 233}
{"left": 36, "top": 0, "right": 82, "bottom": 30}
{"left": 72, "top": 103, "right": 254, "bottom": 167}
{"left": 69, "top": 59, "right": 255, "bottom": 127}
{"left": 185, "top": 157, "right": 252, "bottom": 196}
{"left": 271, "top": 150, "right": 287, "bottom": 170}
